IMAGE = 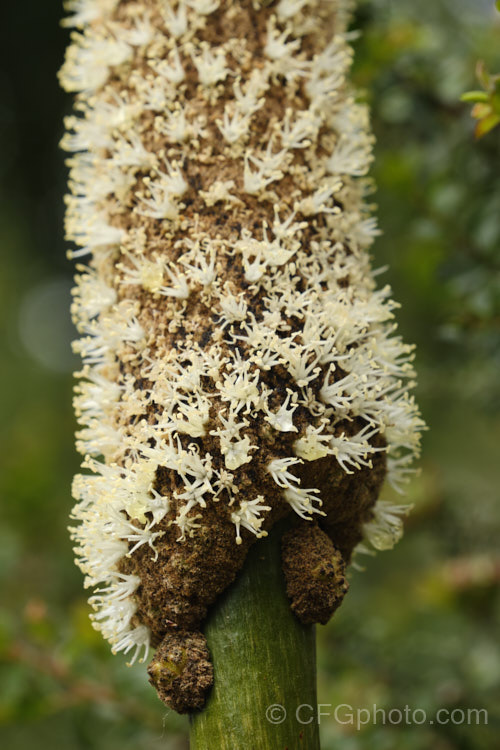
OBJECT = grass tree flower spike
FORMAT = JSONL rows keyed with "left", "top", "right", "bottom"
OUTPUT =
{"left": 61, "top": 0, "right": 424, "bottom": 714}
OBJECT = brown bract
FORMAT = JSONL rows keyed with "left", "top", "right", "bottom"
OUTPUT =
{"left": 147, "top": 629, "right": 213, "bottom": 713}
{"left": 282, "top": 521, "right": 349, "bottom": 625}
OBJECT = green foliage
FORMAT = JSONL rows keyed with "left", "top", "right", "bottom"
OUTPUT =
{"left": 461, "top": 3, "right": 500, "bottom": 138}
{"left": 1, "top": 1, "right": 499, "bottom": 749}
{"left": 462, "top": 62, "right": 500, "bottom": 138}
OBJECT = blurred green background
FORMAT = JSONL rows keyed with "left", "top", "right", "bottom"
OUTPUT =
{"left": 1, "top": 1, "right": 499, "bottom": 748}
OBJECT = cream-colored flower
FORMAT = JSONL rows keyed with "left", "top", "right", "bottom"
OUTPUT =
{"left": 61, "top": 0, "right": 424, "bottom": 685}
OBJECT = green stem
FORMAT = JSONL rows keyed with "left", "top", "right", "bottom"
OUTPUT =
{"left": 190, "top": 519, "right": 321, "bottom": 750}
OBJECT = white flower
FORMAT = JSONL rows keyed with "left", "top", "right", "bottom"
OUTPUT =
{"left": 119, "top": 254, "right": 166, "bottom": 294}
{"left": 187, "top": 0, "right": 220, "bottom": 15}
{"left": 276, "top": 0, "right": 310, "bottom": 21}
{"left": 363, "top": 501, "right": 413, "bottom": 551}
{"left": 217, "top": 106, "right": 252, "bottom": 143}
{"left": 136, "top": 161, "right": 186, "bottom": 220}
{"left": 327, "top": 133, "right": 374, "bottom": 177}
{"left": 200, "top": 179, "right": 243, "bottom": 207}
{"left": 268, "top": 457, "right": 302, "bottom": 488}
{"left": 120, "top": 15, "right": 154, "bottom": 47}
{"left": 231, "top": 496, "right": 271, "bottom": 544}
{"left": 67, "top": 215, "right": 125, "bottom": 259}
{"left": 72, "top": 271, "right": 117, "bottom": 320}
{"left": 305, "top": 38, "right": 351, "bottom": 107}
{"left": 271, "top": 209, "right": 307, "bottom": 242}
{"left": 162, "top": 0, "right": 188, "bottom": 38}
{"left": 182, "top": 246, "right": 217, "bottom": 287}
{"left": 91, "top": 597, "right": 137, "bottom": 641}
{"left": 175, "top": 504, "right": 203, "bottom": 542}
{"left": 319, "top": 367, "right": 359, "bottom": 411}
{"left": 158, "top": 107, "right": 190, "bottom": 142}
{"left": 141, "top": 77, "right": 173, "bottom": 111}
{"left": 62, "top": 0, "right": 120, "bottom": 28}
{"left": 217, "top": 367, "right": 260, "bottom": 412}
{"left": 76, "top": 418, "right": 123, "bottom": 457}
{"left": 218, "top": 291, "right": 248, "bottom": 327}
{"left": 233, "top": 72, "right": 266, "bottom": 116}
{"left": 59, "top": 32, "right": 132, "bottom": 92}
{"left": 243, "top": 141, "right": 287, "bottom": 194}
{"left": 328, "top": 425, "right": 386, "bottom": 474}
{"left": 283, "top": 486, "right": 323, "bottom": 520}
{"left": 296, "top": 180, "right": 342, "bottom": 216}
{"left": 294, "top": 424, "right": 332, "bottom": 461}
{"left": 265, "top": 390, "right": 298, "bottom": 432}
{"left": 192, "top": 44, "right": 229, "bottom": 86}
{"left": 221, "top": 435, "right": 256, "bottom": 471}
{"left": 112, "top": 624, "right": 150, "bottom": 665}
{"left": 279, "top": 108, "right": 318, "bottom": 149}
{"left": 280, "top": 343, "right": 321, "bottom": 387}
{"left": 112, "top": 133, "right": 155, "bottom": 169}
{"left": 265, "top": 19, "right": 301, "bottom": 61}
{"left": 158, "top": 265, "right": 190, "bottom": 299}
{"left": 152, "top": 47, "right": 185, "bottom": 85}
{"left": 73, "top": 371, "right": 122, "bottom": 419}
{"left": 173, "top": 398, "right": 211, "bottom": 437}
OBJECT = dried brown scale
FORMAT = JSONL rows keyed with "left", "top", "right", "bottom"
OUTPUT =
{"left": 282, "top": 521, "right": 349, "bottom": 624}
{"left": 147, "top": 629, "right": 213, "bottom": 713}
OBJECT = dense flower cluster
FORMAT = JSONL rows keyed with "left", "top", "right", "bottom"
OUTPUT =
{"left": 61, "top": 0, "right": 424, "bottom": 689}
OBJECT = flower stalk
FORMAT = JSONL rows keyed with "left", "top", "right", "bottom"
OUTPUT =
{"left": 190, "top": 518, "right": 320, "bottom": 750}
